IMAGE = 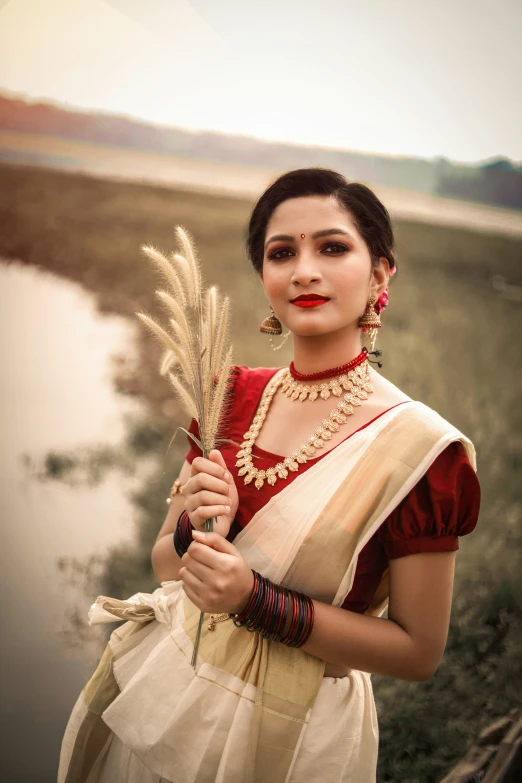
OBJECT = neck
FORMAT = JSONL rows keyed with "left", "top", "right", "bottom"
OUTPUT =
{"left": 290, "top": 328, "right": 364, "bottom": 376}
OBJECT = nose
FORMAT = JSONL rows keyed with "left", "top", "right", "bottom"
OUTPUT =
{"left": 290, "top": 248, "right": 322, "bottom": 287}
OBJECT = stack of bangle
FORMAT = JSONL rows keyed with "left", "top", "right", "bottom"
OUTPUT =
{"left": 229, "top": 570, "right": 314, "bottom": 648}
{"left": 174, "top": 519, "right": 315, "bottom": 648}
{"left": 173, "top": 510, "right": 195, "bottom": 558}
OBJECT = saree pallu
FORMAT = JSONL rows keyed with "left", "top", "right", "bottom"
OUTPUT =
{"left": 58, "top": 400, "right": 476, "bottom": 783}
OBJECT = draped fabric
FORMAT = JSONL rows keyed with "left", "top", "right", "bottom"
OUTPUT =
{"left": 58, "top": 397, "right": 477, "bottom": 783}
{"left": 186, "top": 366, "right": 480, "bottom": 613}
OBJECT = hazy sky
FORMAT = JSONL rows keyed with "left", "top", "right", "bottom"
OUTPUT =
{"left": 0, "top": 0, "right": 520, "bottom": 163}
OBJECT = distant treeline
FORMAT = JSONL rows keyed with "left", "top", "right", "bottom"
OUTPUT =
{"left": 1, "top": 94, "right": 521, "bottom": 210}
{"left": 436, "top": 157, "right": 522, "bottom": 210}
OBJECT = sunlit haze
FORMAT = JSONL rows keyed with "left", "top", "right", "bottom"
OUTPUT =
{"left": 0, "top": 0, "right": 521, "bottom": 163}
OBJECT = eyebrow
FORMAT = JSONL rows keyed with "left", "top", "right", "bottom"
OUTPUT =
{"left": 264, "top": 228, "right": 355, "bottom": 250}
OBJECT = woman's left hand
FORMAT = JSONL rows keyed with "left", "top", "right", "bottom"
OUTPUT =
{"left": 179, "top": 530, "right": 254, "bottom": 615}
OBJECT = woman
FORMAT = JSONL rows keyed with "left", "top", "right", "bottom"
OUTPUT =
{"left": 58, "top": 168, "right": 480, "bottom": 783}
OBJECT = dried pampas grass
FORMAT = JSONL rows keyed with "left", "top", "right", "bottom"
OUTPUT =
{"left": 136, "top": 226, "right": 234, "bottom": 459}
{"left": 136, "top": 226, "right": 235, "bottom": 667}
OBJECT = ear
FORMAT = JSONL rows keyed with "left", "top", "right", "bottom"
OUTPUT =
{"left": 371, "top": 257, "right": 390, "bottom": 299}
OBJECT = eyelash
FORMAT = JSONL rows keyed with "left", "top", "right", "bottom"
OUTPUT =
{"left": 267, "top": 242, "right": 349, "bottom": 261}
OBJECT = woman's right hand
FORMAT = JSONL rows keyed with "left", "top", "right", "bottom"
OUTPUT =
{"left": 181, "top": 449, "right": 239, "bottom": 538}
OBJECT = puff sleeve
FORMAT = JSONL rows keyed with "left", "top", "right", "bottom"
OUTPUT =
{"left": 377, "top": 441, "right": 480, "bottom": 559}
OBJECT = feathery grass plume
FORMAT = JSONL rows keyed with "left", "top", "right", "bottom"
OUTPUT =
{"left": 155, "top": 289, "right": 193, "bottom": 377}
{"left": 159, "top": 349, "right": 175, "bottom": 377}
{"left": 136, "top": 226, "right": 235, "bottom": 667}
{"left": 141, "top": 245, "right": 187, "bottom": 308}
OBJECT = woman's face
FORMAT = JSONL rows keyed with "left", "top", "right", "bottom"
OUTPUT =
{"left": 259, "top": 195, "right": 388, "bottom": 339}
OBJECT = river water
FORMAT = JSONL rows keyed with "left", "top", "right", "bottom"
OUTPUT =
{"left": 0, "top": 259, "right": 145, "bottom": 782}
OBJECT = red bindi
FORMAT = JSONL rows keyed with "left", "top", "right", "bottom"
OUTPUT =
{"left": 300, "top": 233, "right": 305, "bottom": 238}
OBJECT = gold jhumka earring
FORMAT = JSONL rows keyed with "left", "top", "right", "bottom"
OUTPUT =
{"left": 358, "top": 293, "right": 382, "bottom": 352}
{"left": 259, "top": 305, "right": 291, "bottom": 351}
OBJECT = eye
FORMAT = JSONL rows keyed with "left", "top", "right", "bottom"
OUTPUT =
{"left": 267, "top": 246, "right": 294, "bottom": 261}
{"left": 267, "top": 241, "right": 349, "bottom": 261}
{"left": 321, "top": 242, "right": 349, "bottom": 254}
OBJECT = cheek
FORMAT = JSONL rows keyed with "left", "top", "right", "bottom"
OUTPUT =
{"left": 335, "top": 264, "right": 370, "bottom": 297}
{"left": 261, "top": 267, "right": 286, "bottom": 297}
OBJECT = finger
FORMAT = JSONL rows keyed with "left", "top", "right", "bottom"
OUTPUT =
{"left": 186, "top": 540, "right": 225, "bottom": 569}
{"left": 192, "top": 530, "right": 238, "bottom": 555}
{"left": 185, "top": 480, "right": 230, "bottom": 512}
{"left": 179, "top": 566, "right": 205, "bottom": 593}
{"left": 186, "top": 472, "right": 231, "bottom": 496}
{"left": 181, "top": 581, "right": 202, "bottom": 610}
{"left": 188, "top": 505, "right": 232, "bottom": 526}
{"left": 209, "top": 450, "right": 232, "bottom": 485}
{"left": 190, "top": 489, "right": 231, "bottom": 510}
{"left": 182, "top": 554, "right": 214, "bottom": 582}
{"left": 191, "top": 455, "right": 229, "bottom": 481}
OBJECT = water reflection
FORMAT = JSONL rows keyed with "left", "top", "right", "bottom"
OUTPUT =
{"left": 0, "top": 260, "right": 146, "bottom": 782}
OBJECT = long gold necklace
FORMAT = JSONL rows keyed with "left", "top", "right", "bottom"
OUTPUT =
{"left": 235, "top": 360, "right": 373, "bottom": 490}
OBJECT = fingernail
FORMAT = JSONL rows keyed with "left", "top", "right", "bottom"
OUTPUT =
{"left": 224, "top": 471, "right": 229, "bottom": 480}
{"left": 225, "top": 506, "right": 231, "bottom": 512}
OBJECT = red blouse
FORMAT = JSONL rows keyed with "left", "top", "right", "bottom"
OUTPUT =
{"left": 186, "top": 365, "right": 480, "bottom": 614}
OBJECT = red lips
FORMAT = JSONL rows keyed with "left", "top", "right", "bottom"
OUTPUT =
{"left": 291, "top": 297, "right": 330, "bottom": 309}
{"left": 290, "top": 294, "right": 330, "bottom": 302}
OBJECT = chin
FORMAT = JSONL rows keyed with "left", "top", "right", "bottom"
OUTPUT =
{"left": 291, "top": 323, "right": 334, "bottom": 338}
{"left": 286, "top": 309, "right": 339, "bottom": 328}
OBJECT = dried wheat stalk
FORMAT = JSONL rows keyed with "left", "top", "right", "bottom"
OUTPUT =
{"left": 136, "top": 226, "right": 234, "bottom": 666}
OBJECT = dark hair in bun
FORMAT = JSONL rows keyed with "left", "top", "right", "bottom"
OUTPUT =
{"left": 247, "top": 167, "right": 397, "bottom": 276}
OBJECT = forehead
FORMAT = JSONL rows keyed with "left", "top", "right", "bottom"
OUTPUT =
{"left": 267, "top": 195, "right": 358, "bottom": 234}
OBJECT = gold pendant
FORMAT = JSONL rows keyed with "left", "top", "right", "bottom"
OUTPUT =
{"left": 207, "top": 613, "right": 230, "bottom": 631}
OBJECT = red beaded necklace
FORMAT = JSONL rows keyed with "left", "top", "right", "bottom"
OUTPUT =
{"left": 289, "top": 348, "right": 368, "bottom": 381}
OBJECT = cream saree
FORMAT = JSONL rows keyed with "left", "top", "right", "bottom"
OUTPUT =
{"left": 58, "top": 400, "right": 476, "bottom": 783}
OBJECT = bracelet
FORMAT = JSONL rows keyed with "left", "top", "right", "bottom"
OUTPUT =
{"left": 166, "top": 477, "right": 184, "bottom": 505}
{"left": 281, "top": 588, "right": 314, "bottom": 648}
{"left": 229, "top": 570, "right": 314, "bottom": 648}
{"left": 173, "top": 510, "right": 194, "bottom": 558}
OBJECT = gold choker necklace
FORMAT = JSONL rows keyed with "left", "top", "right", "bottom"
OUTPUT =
{"left": 281, "top": 369, "right": 361, "bottom": 402}
{"left": 235, "top": 360, "right": 373, "bottom": 490}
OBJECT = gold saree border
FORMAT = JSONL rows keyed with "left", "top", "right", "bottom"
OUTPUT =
{"left": 60, "top": 401, "right": 476, "bottom": 783}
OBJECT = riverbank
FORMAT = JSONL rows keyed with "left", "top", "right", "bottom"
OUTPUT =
{"left": 1, "top": 160, "right": 520, "bottom": 438}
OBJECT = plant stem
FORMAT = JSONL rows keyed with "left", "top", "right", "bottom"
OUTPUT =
{"left": 190, "top": 514, "right": 216, "bottom": 668}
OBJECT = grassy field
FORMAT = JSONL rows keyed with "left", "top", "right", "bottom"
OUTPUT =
{"left": 1, "top": 161, "right": 521, "bottom": 782}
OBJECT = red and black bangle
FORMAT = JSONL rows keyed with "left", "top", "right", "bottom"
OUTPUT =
{"left": 280, "top": 588, "right": 300, "bottom": 646}
{"left": 173, "top": 510, "right": 194, "bottom": 558}
{"left": 232, "top": 570, "right": 266, "bottom": 631}
{"left": 230, "top": 570, "right": 315, "bottom": 648}
{"left": 285, "top": 591, "right": 314, "bottom": 648}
